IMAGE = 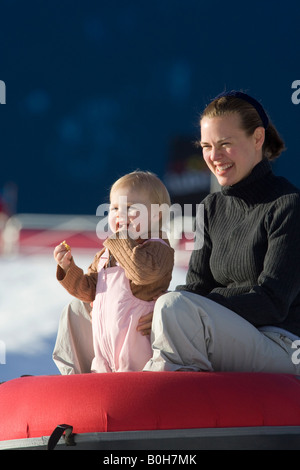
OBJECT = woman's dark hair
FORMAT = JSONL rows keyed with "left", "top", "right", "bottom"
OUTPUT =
{"left": 201, "top": 95, "right": 286, "bottom": 160}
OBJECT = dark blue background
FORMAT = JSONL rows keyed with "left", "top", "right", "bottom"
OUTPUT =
{"left": 1, "top": 0, "right": 299, "bottom": 215}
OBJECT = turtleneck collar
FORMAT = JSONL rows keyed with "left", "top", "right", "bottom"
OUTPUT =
{"left": 221, "top": 158, "right": 273, "bottom": 203}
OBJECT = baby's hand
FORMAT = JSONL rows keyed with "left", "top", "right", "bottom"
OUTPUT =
{"left": 53, "top": 241, "right": 72, "bottom": 272}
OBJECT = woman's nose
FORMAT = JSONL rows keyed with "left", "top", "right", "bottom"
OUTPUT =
{"left": 210, "top": 146, "right": 221, "bottom": 161}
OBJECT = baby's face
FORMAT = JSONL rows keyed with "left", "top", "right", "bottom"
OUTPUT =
{"left": 109, "top": 186, "right": 154, "bottom": 238}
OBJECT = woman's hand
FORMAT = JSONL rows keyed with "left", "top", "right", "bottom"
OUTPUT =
{"left": 53, "top": 243, "right": 72, "bottom": 272}
{"left": 137, "top": 311, "right": 153, "bottom": 336}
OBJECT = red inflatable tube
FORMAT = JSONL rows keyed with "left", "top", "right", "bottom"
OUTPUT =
{"left": 1, "top": 372, "right": 300, "bottom": 446}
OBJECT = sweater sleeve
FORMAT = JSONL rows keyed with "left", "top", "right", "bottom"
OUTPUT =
{"left": 208, "top": 195, "right": 300, "bottom": 326}
{"left": 103, "top": 235, "right": 174, "bottom": 285}
{"left": 56, "top": 250, "right": 103, "bottom": 302}
{"left": 176, "top": 201, "right": 219, "bottom": 295}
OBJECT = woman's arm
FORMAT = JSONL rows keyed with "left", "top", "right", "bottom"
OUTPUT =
{"left": 208, "top": 196, "right": 300, "bottom": 326}
{"left": 177, "top": 202, "right": 219, "bottom": 295}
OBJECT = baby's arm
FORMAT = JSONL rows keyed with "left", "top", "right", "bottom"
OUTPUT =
{"left": 53, "top": 240, "right": 72, "bottom": 273}
{"left": 104, "top": 235, "right": 174, "bottom": 285}
{"left": 54, "top": 241, "right": 101, "bottom": 302}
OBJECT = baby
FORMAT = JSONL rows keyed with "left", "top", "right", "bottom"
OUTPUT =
{"left": 54, "top": 171, "right": 174, "bottom": 372}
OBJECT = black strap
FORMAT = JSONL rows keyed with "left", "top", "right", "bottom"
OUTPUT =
{"left": 47, "top": 424, "right": 75, "bottom": 450}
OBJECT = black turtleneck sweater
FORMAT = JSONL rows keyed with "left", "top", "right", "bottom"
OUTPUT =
{"left": 178, "top": 158, "right": 300, "bottom": 337}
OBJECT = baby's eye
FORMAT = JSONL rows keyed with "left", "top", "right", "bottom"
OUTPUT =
{"left": 127, "top": 206, "right": 139, "bottom": 216}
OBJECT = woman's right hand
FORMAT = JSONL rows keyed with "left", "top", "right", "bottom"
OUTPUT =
{"left": 137, "top": 311, "right": 153, "bottom": 336}
{"left": 53, "top": 243, "right": 72, "bottom": 272}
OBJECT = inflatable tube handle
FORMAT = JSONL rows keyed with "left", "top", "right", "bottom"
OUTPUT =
{"left": 47, "top": 424, "right": 75, "bottom": 450}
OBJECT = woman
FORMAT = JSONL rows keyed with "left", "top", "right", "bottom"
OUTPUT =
{"left": 143, "top": 90, "right": 300, "bottom": 373}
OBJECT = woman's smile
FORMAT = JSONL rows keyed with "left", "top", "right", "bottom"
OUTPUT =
{"left": 215, "top": 163, "right": 234, "bottom": 175}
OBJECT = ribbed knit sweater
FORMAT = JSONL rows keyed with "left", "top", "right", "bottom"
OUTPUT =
{"left": 57, "top": 235, "right": 174, "bottom": 303}
{"left": 178, "top": 158, "right": 300, "bottom": 337}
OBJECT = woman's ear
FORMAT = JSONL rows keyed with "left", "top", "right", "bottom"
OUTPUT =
{"left": 254, "top": 126, "right": 265, "bottom": 151}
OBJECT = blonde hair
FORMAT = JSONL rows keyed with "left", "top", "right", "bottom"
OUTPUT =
{"left": 110, "top": 170, "right": 171, "bottom": 206}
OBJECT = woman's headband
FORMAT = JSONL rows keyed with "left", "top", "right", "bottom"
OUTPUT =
{"left": 213, "top": 90, "right": 269, "bottom": 129}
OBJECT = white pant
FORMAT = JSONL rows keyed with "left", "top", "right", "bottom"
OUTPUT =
{"left": 143, "top": 291, "right": 300, "bottom": 373}
{"left": 53, "top": 299, "right": 94, "bottom": 375}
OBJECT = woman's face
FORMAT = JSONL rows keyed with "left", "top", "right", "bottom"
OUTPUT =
{"left": 200, "top": 113, "right": 265, "bottom": 186}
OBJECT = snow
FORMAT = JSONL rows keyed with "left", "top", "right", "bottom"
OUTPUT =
{"left": 0, "top": 249, "right": 187, "bottom": 382}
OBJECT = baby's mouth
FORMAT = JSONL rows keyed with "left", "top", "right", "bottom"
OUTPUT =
{"left": 116, "top": 222, "right": 129, "bottom": 231}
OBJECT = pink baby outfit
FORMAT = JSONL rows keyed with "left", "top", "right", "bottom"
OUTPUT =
{"left": 91, "top": 239, "right": 167, "bottom": 373}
